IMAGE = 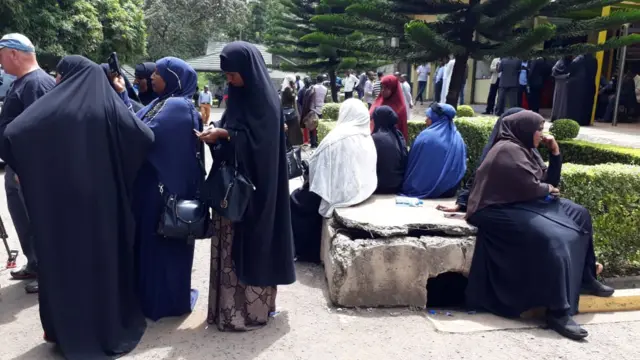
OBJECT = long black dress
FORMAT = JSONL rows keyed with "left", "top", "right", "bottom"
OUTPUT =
{"left": 2, "top": 56, "right": 153, "bottom": 359}
{"left": 566, "top": 54, "right": 598, "bottom": 126}
{"left": 466, "top": 155, "right": 597, "bottom": 317}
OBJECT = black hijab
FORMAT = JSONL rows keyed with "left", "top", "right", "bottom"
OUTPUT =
{"left": 467, "top": 111, "right": 548, "bottom": 217}
{"left": 372, "top": 106, "right": 408, "bottom": 193}
{"left": 214, "top": 41, "right": 295, "bottom": 287}
{"left": 134, "top": 62, "right": 158, "bottom": 105}
{"left": 3, "top": 55, "right": 153, "bottom": 358}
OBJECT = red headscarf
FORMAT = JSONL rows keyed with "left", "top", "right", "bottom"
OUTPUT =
{"left": 369, "top": 75, "right": 408, "bottom": 139}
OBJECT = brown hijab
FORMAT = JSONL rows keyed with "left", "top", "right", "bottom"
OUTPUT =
{"left": 466, "top": 111, "right": 550, "bottom": 217}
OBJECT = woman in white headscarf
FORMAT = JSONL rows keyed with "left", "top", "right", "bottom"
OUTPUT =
{"left": 290, "top": 98, "right": 377, "bottom": 262}
{"left": 440, "top": 57, "right": 455, "bottom": 103}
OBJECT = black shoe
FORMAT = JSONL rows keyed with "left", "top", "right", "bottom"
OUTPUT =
{"left": 10, "top": 266, "right": 37, "bottom": 280}
{"left": 25, "top": 280, "right": 39, "bottom": 294}
{"left": 546, "top": 313, "right": 588, "bottom": 340}
{"left": 482, "top": 111, "right": 491, "bottom": 115}
{"left": 581, "top": 279, "right": 615, "bottom": 297}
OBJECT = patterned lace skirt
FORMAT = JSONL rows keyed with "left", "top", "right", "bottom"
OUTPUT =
{"left": 207, "top": 212, "right": 277, "bottom": 331}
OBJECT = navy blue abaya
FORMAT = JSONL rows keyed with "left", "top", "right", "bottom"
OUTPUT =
{"left": 133, "top": 57, "right": 204, "bottom": 321}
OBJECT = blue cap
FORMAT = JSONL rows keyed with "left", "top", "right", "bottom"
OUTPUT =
{"left": 0, "top": 34, "right": 35, "bottom": 53}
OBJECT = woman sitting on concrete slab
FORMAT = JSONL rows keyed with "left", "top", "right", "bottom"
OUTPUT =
{"left": 401, "top": 102, "right": 466, "bottom": 199}
{"left": 371, "top": 105, "right": 408, "bottom": 194}
{"left": 290, "top": 98, "right": 377, "bottom": 262}
{"left": 465, "top": 110, "right": 614, "bottom": 341}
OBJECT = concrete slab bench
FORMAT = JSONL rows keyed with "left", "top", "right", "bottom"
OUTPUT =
{"left": 321, "top": 195, "right": 477, "bottom": 308}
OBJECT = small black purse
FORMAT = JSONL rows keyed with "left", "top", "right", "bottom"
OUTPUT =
{"left": 287, "top": 146, "right": 303, "bottom": 179}
{"left": 204, "top": 134, "right": 255, "bottom": 222}
{"left": 156, "top": 104, "right": 211, "bottom": 242}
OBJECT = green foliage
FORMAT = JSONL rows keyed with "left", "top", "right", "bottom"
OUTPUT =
{"left": 561, "top": 164, "right": 640, "bottom": 271}
{"left": 550, "top": 119, "right": 581, "bottom": 140}
{"left": 322, "top": 103, "right": 342, "bottom": 120}
{"left": 547, "top": 139, "right": 640, "bottom": 166}
{"left": 0, "top": 0, "right": 146, "bottom": 68}
{"left": 455, "top": 105, "right": 475, "bottom": 118}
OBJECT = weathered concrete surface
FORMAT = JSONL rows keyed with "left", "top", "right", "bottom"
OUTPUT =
{"left": 323, "top": 195, "right": 475, "bottom": 308}
{"left": 333, "top": 195, "right": 476, "bottom": 238}
{"left": 322, "top": 231, "right": 475, "bottom": 308}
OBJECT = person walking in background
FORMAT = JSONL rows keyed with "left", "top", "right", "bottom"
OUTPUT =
{"left": 372, "top": 71, "right": 383, "bottom": 99}
{"left": 0, "top": 33, "right": 55, "bottom": 294}
{"left": 518, "top": 60, "right": 529, "bottom": 108}
{"left": 193, "top": 86, "right": 200, "bottom": 108}
{"left": 527, "top": 57, "right": 551, "bottom": 114}
{"left": 459, "top": 63, "right": 469, "bottom": 105}
{"left": 343, "top": 70, "right": 359, "bottom": 99}
{"left": 357, "top": 71, "right": 368, "bottom": 98}
{"left": 199, "top": 85, "right": 212, "bottom": 125}
{"left": 495, "top": 56, "right": 522, "bottom": 116}
{"left": 310, "top": 74, "right": 328, "bottom": 148}
{"left": 399, "top": 74, "right": 413, "bottom": 112}
{"left": 483, "top": 57, "right": 501, "bottom": 114}
{"left": 416, "top": 63, "right": 430, "bottom": 105}
{"left": 214, "top": 86, "right": 223, "bottom": 108}
{"left": 434, "top": 60, "right": 445, "bottom": 102}
{"left": 363, "top": 71, "right": 375, "bottom": 108}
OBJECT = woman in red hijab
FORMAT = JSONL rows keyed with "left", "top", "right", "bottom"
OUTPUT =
{"left": 369, "top": 75, "right": 408, "bottom": 139}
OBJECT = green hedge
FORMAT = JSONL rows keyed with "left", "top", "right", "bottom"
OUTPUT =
{"left": 321, "top": 103, "right": 341, "bottom": 120}
{"left": 550, "top": 119, "right": 580, "bottom": 140}
{"left": 561, "top": 164, "right": 640, "bottom": 272}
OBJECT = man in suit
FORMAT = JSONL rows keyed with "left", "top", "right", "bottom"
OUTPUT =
{"left": 495, "top": 56, "right": 522, "bottom": 115}
{"left": 483, "top": 57, "right": 500, "bottom": 114}
{"left": 528, "top": 57, "right": 551, "bottom": 113}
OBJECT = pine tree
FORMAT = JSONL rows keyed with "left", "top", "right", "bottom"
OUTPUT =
{"left": 310, "top": 0, "right": 640, "bottom": 106}
{"left": 266, "top": 0, "right": 384, "bottom": 101}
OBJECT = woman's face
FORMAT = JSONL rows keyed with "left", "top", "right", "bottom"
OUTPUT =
{"left": 382, "top": 85, "right": 392, "bottom": 99}
{"left": 151, "top": 71, "right": 165, "bottom": 94}
{"left": 225, "top": 72, "right": 244, "bottom": 87}
{"left": 533, "top": 122, "right": 545, "bottom": 148}
{"left": 135, "top": 77, "right": 148, "bottom": 92}
{"left": 425, "top": 116, "right": 432, "bottom": 127}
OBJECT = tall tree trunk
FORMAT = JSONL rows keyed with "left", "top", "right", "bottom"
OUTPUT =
{"left": 445, "top": 54, "right": 469, "bottom": 108}
{"left": 328, "top": 70, "right": 339, "bottom": 102}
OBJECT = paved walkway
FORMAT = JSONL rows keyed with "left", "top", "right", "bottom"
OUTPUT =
{"left": 410, "top": 103, "right": 640, "bottom": 148}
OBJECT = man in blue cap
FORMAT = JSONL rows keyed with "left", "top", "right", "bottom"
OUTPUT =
{"left": 0, "top": 33, "right": 56, "bottom": 293}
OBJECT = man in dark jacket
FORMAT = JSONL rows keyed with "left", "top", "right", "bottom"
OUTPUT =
{"left": 528, "top": 57, "right": 551, "bottom": 113}
{"left": 495, "top": 56, "right": 522, "bottom": 115}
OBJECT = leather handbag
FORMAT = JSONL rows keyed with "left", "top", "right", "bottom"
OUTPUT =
{"left": 156, "top": 103, "right": 211, "bottom": 242}
{"left": 205, "top": 134, "right": 256, "bottom": 222}
{"left": 287, "top": 146, "right": 303, "bottom": 179}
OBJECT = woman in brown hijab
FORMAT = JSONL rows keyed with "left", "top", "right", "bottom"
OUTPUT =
{"left": 465, "top": 111, "right": 613, "bottom": 341}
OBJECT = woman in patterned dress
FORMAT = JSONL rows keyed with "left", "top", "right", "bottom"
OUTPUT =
{"left": 197, "top": 41, "right": 296, "bottom": 331}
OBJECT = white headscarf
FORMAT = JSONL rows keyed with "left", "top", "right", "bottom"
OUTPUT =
{"left": 309, "top": 98, "right": 378, "bottom": 217}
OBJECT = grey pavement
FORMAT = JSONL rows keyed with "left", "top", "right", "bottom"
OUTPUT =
{"left": 1, "top": 108, "right": 640, "bottom": 359}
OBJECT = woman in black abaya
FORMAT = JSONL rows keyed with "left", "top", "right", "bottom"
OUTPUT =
{"left": 197, "top": 41, "right": 296, "bottom": 331}
{"left": 465, "top": 110, "right": 614, "bottom": 341}
{"left": 3, "top": 55, "right": 153, "bottom": 359}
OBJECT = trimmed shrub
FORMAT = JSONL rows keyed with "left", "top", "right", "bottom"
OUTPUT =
{"left": 561, "top": 163, "right": 640, "bottom": 271}
{"left": 554, "top": 140, "right": 640, "bottom": 166}
{"left": 550, "top": 119, "right": 580, "bottom": 140}
{"left": 322, "top": 103, "right": 341, "bottom": 120}
{"left": 317, "top": 120, "right": 337, "bottom": 142}
{"left": 456, "top": 105, "right": 475, "bottom": 118}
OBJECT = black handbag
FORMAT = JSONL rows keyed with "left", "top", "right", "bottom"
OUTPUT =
{"left": 205, "top": 134, "right": 256, "bottom": 222}
{"left": 287, "top": 146, "right": 303, "bottom": 179}
{"left": 156, "top": 103, "right": 211, "bottom": 242}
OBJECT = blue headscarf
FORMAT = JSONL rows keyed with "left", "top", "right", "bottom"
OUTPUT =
{"left": 372, "top": 106, "right": 408, "bottom": 193}
{"left": 401, "top": 103, "right": 467, "bottom": 198}
{"left": 136, "top": 57, "right": 202, "bottom": 197}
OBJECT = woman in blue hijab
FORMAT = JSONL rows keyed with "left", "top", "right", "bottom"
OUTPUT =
{"left": 401, "top": 103, "right": 466, "bottom": 198}
{"left": 133, "top": 57, "right": 204, "bottom": 321}
{"left": 196, "top": 41, "right": 296, "bottom": 331}
{"left": 372, "top": 106, "right": 408, "bottom": 193}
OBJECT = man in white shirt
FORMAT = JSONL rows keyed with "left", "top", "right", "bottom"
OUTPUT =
{"left": 310, "top": 75, "right": 328, "bottom": 147}
{"left": 434, "top": 60, "right": 445, "bottom": 102}
{"left": 416, "top": 63, "right": 430, "bottom": 105}
{"left": 399, "top": 73, "right": 413, "bottom": 111}
{"left": 343, "top": 70, "right": 359, "bottom": 99}
{"left": 199, "top": 85, "right": 213, "bottom": 125}
{"left": 483, "top": 57, "right": 501, "bottom": 114}
{"left": 363, "top": 71, "right": 375, "bottom": 107}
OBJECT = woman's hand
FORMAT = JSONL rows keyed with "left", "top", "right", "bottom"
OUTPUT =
{"left": 548, "top": 184, "right": 560, "bottom": 196}
{"left": 111, "top": 75, "right": 126, "bottom": 93}
{"left": 436, "top": 203, "right": 461, "bottom": 212}
{"left": 541, "top": 134, "right": 560, "bottom": 156}
{"left": 284, "top": 123, "right": 288, "bottom": 132}
{"left": 195, "top": 127, "right": 229, "bottom": 144}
